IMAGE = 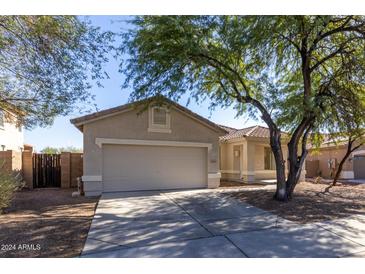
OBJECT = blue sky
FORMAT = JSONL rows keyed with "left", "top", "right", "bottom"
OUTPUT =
{"left": 24, "top": 16, "right": 264, "bottom": 152}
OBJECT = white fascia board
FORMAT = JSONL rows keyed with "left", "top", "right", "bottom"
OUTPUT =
{"left": 95, "top": 138, "right": 213, "bottom": 150}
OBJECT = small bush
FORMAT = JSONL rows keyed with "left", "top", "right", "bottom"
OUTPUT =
{"left": 314, "top": 176, "right": 322, "bottom": 184}
{"left": 0, "top": 170, "right": 24, "bottom": 213}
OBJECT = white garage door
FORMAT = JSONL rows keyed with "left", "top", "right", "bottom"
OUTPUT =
{"left": 102, "top": 144, "right": 207, "bottom": 192}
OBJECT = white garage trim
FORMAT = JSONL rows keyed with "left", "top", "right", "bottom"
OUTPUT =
{"left": 208, "top": 173, "right": 221, "bottom": 179}
{"left": 95, "top": 138, "right": 213, "bottom": 150}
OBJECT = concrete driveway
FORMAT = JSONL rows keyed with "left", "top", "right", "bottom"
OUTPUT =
{"left": 81, "top": 189, "right": 365, "bottom": 258}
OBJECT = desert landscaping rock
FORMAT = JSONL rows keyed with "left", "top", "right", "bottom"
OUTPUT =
{"left": 0, "top": 189, "right": 98, "bottom": 258}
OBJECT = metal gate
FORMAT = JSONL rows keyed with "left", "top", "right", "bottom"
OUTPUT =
{"left": 32, "top": 154, "right": 61, "bottom": 188}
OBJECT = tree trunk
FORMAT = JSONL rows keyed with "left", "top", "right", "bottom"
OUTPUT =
{"left": 285, "top": 148, "right": 306, "bottom": 200}
{"left": 277, "top": 38, "right": 314, "bottom": 200}
{"left": 244, "top": 97, "right": 288, "bottom": 201}
{"left": 332, "top": 137, "right": 360, "bottom": 186}
{"left": 245, "top": 97, "right": 310, "bottom": 202}
{"left": 280, "top": 118, "right": 313, "bottom": 201}
{"left": 268, "top": 129, "right": 287, "bottom": 201}
{"left": 285, "top": 144, "right": 310, "bottom": 199}
{"left": 332, "top": 156, "right": 347, "bottom": 186}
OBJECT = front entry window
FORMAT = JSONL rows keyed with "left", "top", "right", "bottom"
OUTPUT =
{"left": 264, "top": 147, "right": 276, "bottom": 170}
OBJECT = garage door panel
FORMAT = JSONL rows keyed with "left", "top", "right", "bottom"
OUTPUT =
{"left": 354, "top": 156, "right": 365, "bottom": 179}
{"left": 102, "top": 145, "right": 207, "bottom": 191}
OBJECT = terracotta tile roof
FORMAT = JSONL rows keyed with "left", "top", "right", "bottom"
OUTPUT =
{"left": 217, "top": 124, "right": 238, "bottom": 134}
{"left": 220, "top": 125, "right": 271, "bottom": 141}
{"left": 248, "top": 126, "right": 272, "bottom": 138}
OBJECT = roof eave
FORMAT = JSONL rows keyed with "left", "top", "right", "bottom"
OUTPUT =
{"left": 70, "top": 96, "right": 228, "bottom": 135}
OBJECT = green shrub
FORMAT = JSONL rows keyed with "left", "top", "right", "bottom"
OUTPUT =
{"left": 0, "top": 170, "right": 24, "bottom": 213}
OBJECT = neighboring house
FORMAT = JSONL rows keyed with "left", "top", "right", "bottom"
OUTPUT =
{"left": 71, "top": 96, "right": 227, "bottom": 196}
{"left": 306, "top": 139, "right": 365, "bottom": 180}
{"left": 0, "top": 108, "right": 24, "bottom": 151}
{"left": 219, "top": 125, "right": 296, "bottom": 182}
{"left": 0, "top": 108, "right": 24, "bottom": 175}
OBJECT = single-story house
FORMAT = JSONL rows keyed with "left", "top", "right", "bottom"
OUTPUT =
{"left": 71, "top": 96, "right": 302, "bottom": 196}
{"left": 306, "top": 139, "right": 365, "bottom": 180}
{"left": 71, "top": 96, "right": 227, "bottom": 196}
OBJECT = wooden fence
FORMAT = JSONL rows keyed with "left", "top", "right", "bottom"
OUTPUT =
{"left": 32, "top": 153, "right": 61, "bottom": 188}
{"left": 0, "top": 147, "right": 83, "bottom": 189}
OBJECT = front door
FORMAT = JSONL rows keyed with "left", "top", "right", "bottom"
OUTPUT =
{"left": 233, "top": 145, "right": 241, "bottom": 176}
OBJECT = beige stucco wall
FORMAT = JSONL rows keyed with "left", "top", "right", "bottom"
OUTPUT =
{"left": 81, "top": 105, "right": 224, "bottom": 195}
{"left": 0, "top": 119, "right": 24, "bottom": 151}
{"left": 0, "top": 150, "right": 22, "bottom": 173}
{"left": 220, "top": 142, "right": 241, "bottom": 180}
{"left": 220, "top": 142, "right": 237, "bottom": 171}
{"left": 254, "top": 144, "right": 265, "bottom": 170}
{"left": 220, "top": 137, "right": 289, "bottom": 182}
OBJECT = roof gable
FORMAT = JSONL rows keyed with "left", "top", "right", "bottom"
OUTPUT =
{"left": 70, "top": 96, "right": 228, "bottom": 134}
